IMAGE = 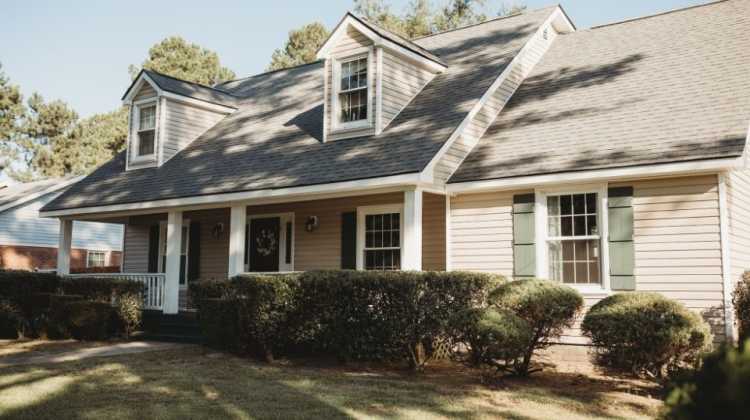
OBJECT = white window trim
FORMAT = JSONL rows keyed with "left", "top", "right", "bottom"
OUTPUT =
{"left": 86, "top": 250, "right": 108, "bottom": 268}
{"left": 356, "top": 203, "right": 404, "bottom": 270}
{"left": 130, "top": 99, "right": 158, "bottom": 163}
{"left": 331, "top": 49, "right": 375, "bottom": 133}
{"left": 245, "top": 212, "right": 295, "bottom": 273}
{"left": 535, "top": 184, "right": 611, "bottom": 293}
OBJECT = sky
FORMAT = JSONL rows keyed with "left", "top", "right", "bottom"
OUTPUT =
{"left": 1, "top": 0, "right": 707, "bottom": 119}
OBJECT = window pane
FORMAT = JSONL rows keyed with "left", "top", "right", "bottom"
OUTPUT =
{"left": 139, "top": 105, "right": 156, "bottom": 130}
{"left": 586, "top": 193, "right": 597, "bottom": 214}
{"left": 573, "top": 194, "right": 585, "bottom": 214}
{"left": 549, "top": 239, "right": 601, "bottom": 285}
{"left": 561, "top": 216, "right": 572, "bottom": 236}
{"left": 574, "top": 240, "right": 587, "bottom": 260}
{"left": 563, "top": 262, "right": 575, "bottom": 283}
{"left": 548, "top": 216, "right": 560, "bottom": 237}
{"left": 547, "top": 196, "right": 559, "bottom": 216}
{"left": 562, "top": 241, "right": 574, "bottom": 260}
{"left": 548, "top": 241, "right": 562, "bottom": 282}
{"left": 575, "top": 262, "right": 589, "bottom": 283}
{"left": 138, "top": 130, "right": 155, "bottom": 156}
{"left": 574, "top": 215, "right": 586, "bottom": 236}
{"left": 587, "top": 215, "right": 598, "bottom": 235}
{"left": 392, "top": 214, "right": 400, "bottom": 229}
{"left": 560, "top": 195, "right": 572, "bottom": 215}
{"left": 392, "top": 231, "right": 400, "bottom": 246}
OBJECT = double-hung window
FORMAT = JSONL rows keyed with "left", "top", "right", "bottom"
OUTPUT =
{"left": 363, "top": 212, "right": 401, "bottom": 270}
{"left": 86, "top": 251, "right": 106, "bottom": 268}
{"left": 136, "top": 104, "right": 156, "bottom": 157}
{"left": 546, "top": 193, "right": 601, "bottom": 284}
{"left": 338, "top": 56, "right": 368, "bottom": 124}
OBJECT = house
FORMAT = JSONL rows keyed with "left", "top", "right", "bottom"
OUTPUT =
{"left": 40, "top": 0, "right": 750, "bottom": 343}
{"left": 0, "top": 178, "right": 123, "bottom": 271}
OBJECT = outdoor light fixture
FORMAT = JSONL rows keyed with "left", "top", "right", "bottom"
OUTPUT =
{"left": 212, "top": 223, "right": 225, "bottom": 239}
{"left": 305, "top": 216, "right": 319, "bottom": 232}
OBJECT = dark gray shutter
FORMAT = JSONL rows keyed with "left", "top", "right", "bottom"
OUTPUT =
{"left": 341, "top": 212, "right": 357, "bottom": 269}
{"left": 513, "top": 194, "right": 536, "bottom": 278}
{"left": 188, "top": 222, "right": 201, "bottom": 282}
{"left": 608, "top": 187, "right": 635, "bottom": 290}
{"left": 147, "top": 224, "right": 159, "bottom": 273}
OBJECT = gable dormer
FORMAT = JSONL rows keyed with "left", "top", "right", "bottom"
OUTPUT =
{"left": 121, "top": 70, "right": 238, "bottom": 170}
{"left": 317, "top": 13, "right": 447, "bottom": 142}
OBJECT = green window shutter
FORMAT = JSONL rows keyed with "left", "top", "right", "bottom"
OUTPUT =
{"left": 188, "top": 222, "right": 201, "bottom": 282}
{"left": 513, "top": 193, "right": 536, "bottom": 278}
{"left": 608, "top": 187, "right": 635, "bottom": 291}
{"left": 341, "top": 212, "right": 357, "bottom": 269}
{"left": 147, "top": 224, "right": 160, "bottom": 273}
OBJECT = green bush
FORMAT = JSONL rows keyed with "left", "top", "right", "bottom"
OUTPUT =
{"left": 582, "top": 292, "right": 712, "bottom": 378}
{"left": 47, "top": 294, "right": 84, "bottom": 339}
{"left": 734, "top": 272, "right": 750, "bottom": 343}
{"left": 197, "top": 298, "right": 241, "bottom": 351}
{"left": 65, "top": 301, "right": 112, "bottom": 341}
{"left": 0, "top": 300, "right": 24, "bottom": 339}
{"left": 489, "top": 279, "right": 583, "bottom": 376}
{"left": 189, "top": 279, "right": 234, "bottom": 307}
{"left": 0, "top": 270, "right": 59, "bottom": 325}
{"left": 662, "top": 341, "right": 750, "bottom": 419}
{"left": 59, "top": 276, "right": 143, "bottom": 302}
{"left": 458, "top": 308, "right": 532, "bottom": 372}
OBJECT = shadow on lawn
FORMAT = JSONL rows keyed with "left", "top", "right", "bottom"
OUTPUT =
{"left": 0, "top": 347, "right": 658, "bottom": 419}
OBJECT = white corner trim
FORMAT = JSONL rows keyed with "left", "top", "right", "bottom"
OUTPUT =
{"left": 122, "top": 73, "right": 164, "bottom": 105}
{"left": 447, "top": 157, "right": 743, "bottom": 194}
{"left": 375, "top": 47, "right": 384, "bottom": 134}
{"left": 445, "top": 194, "right": 452, "bottom": 271}
{"left": 39, "top": 173, "right": 425, "bottom": 219}
{"left": 422, "top": 8, "right": 562, "bottom": 182}
{"left": 718, "top": 172, "right": 736, "bottom": 342}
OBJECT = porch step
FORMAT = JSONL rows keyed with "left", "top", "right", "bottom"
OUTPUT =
{"left": 139, "top": 311, "right": 203, "bottom": 344}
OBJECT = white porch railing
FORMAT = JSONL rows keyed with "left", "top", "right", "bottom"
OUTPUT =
{"left": 67, "top": 273, "right": 166, "bottom": 311}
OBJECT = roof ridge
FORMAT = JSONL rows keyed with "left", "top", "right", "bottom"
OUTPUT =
{"left": 589, "top": 0, "right": 729, "bottom": 30}
{"left": 411, "top": 4, "right": 558, "bottom": 42}
{"left": 144, "top": 69, "right": 242, "bottom": 98}
{"left": 215, "top": 60, "right": 324, "bottom": 87}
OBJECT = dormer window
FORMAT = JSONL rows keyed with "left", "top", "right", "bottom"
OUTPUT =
{"left": 136, "top": 103, "right": 156, "bottom": 157}
{"left": 339, "top": 56, "right": 369, "bottom": 123}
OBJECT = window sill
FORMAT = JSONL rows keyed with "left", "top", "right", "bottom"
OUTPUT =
{"left": 566, "top": 284, "right": 611, "bottom": 296}
{"left": 333, "top": 120, "right": 373, "bottom": 133}
{"left": 130, "top": 154, "right": 157, "bottom": 164}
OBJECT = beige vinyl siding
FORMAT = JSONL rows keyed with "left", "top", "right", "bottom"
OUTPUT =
{"left": 133, "top": 82, "right": 157, "bottom": 101}
{"left": 422, "top": 193, "right": 446, "bottom": 271}
{"left": 728, "top": 169, "right": 750, "bottom": 284}
{"left": 246, "top": 192, "right": 403, "bottom": 270}
{"left": 183, "top": 208, "right": 230, "bottom": 280}
{"left": 449, "top": 190, "right": 522, "bottom": 274}
{"left": 448, "top": 175, "right": 727, "bottom": 343}
{"left": 162, "top": 98, "right": 227, "bottom": 163}
{"left": 122, "top": 224, "right": 150, "bottom": 273}
{"left": 325, "top": 26, "right": 376, "bottom": 142}
{"left": 380, "top": 50, "right": 435, "bottom": 130}
{"left": 433, "top": 23, "right": 558, "bottom": 183}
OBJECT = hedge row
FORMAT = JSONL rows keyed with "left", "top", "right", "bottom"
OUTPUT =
{"left": 0, "top": 270, "right": 144, "bottom": 340}
{"left": 191, "top": 270, "right": 504, "bottom": 368}
{"left": 734, "top": 272, "right": 750, "bottom": 344}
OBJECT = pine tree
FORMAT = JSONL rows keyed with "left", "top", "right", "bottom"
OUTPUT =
{"left": 268, "top": 23, "right": 331, "bottom": 71}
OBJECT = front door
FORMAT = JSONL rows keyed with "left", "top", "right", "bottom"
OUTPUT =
{"left": 248, "top": 217, "right": 280, "bottom": 272}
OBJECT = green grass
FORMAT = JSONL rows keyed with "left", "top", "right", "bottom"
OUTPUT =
{"left": 0, "top": 346, "right": 661, "bottom": 419}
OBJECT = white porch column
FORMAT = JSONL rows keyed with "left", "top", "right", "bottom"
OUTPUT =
{"left": 164, "top": 211, "right": 183, "bottom": 314}
{"left": 56, "top": 219, "right": 73, "bottom": 275}
{"left": 402, "top": 188, "right": 423, "bottom": 271}
{"left": 228, "top": 204, "right": 247, "bottom": 277}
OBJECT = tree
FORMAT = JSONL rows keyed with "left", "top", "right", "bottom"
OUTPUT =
{"left": 268, "top": 23, "right": 331, "bottom": 71}
{"left": 129, "top": 36, "right": 236, "bottom": 85}
{"left": 498, "top": 2, "right": 527, "bottom": 17}
{"left": 0, "top": 63, "right": 24, "bottom": 147}
{"left": 433, "top": 0, "right": 488, "bottom": 32}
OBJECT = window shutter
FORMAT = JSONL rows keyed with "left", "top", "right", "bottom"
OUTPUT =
{"left": 513, "top": 194, "right": 536, "bottom": 278}
{"left": 188, "top": 222, "right": 201, "bottom": 282}
{"left": 341, "top": 211, "right": 357, "bottom": 269}
{"left": 147, "top": 224, "right": 159, "bottom": 273}
{"left": 608, "top": 187, "right": 635, "bottom": 290}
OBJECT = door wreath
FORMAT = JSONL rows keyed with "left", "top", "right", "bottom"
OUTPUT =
{"left": 255, "top": 229, "right": 278, "bottom": 256}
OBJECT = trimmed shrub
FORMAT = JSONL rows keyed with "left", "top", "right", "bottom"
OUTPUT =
{"left": 0, "top": 300, "right": 24, "bottom": 339}
{"left": 0, "top": 270, "right": 59, "bottom": 324}
{"left": 60, "top": 276, "right": 143, "bottom": 338}
{"left": 458, "top": 308, "right": 532, "bottom": 372}
{"left": 197, "top": 298, "right": 241, "bottom": 351}
{"left": 189, "top": 279, "right": 234, "bottom": 307}
{"left": 66, "top": 301, "right": 112, "bottom": 341}
{"left": 582, "top": 292, "right": 712, "bottom": 378}
{"left": 48, "top": 294, "right": 84, "bottom": 339}
{"left": 489, "top": 279, "right": 584, "bottom": 376}
{"left": 233, "top": 274, "right": 300, "bottom": 361}
{"left": 734, "top": 272, "right": 750, "bottom": 343}
{"left": 662, "top": 341, "right": 750, "bottom": 419}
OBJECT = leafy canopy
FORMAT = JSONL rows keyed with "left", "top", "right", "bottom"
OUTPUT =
{"left": 268, "top": 23, "right": 331, "bottom": 71}
{"left": 129, "top": 36, "right": 236, "bottom": 85}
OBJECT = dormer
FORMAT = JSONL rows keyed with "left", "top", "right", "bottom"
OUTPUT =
{"left": 317, "top": 13, "right": 447, "bottom": 142}
{"left": 121, "top": 70, "right": 238, "bottom": 170}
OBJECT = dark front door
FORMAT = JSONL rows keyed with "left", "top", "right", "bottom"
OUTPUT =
{"left": 249, "top": 217, "right": 280, "bottom": 272}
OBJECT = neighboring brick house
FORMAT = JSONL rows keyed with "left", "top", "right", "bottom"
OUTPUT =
{"left": 0, "top": 178, "right": 123, "bottom": 271}
{"left": 40, "top": 1, "right": 750, "bottom": 344}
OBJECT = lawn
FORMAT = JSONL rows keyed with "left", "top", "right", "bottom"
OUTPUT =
{"left": 0, "top": 345, "right": 661, "bottom": 419}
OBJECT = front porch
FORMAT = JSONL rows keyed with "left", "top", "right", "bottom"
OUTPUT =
{"left": 56, "top": 190, "right": 446, "bottom": 313}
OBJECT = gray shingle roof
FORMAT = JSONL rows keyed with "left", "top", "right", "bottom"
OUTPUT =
{"left": 450, "top": 0, "right": 750, "bottom": 184}
{"left": 43, "top": 7, "right": 554, "bottom": 212}
{"left": 125, "top": 69, "right": 241, "bottom": 108}
{"left": 0, "top": 178, "right": 76, "bottom": 212}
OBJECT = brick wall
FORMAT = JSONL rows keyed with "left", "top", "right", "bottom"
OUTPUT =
{"left": 0, "top": 245, "right": 122, "bottom": 271}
